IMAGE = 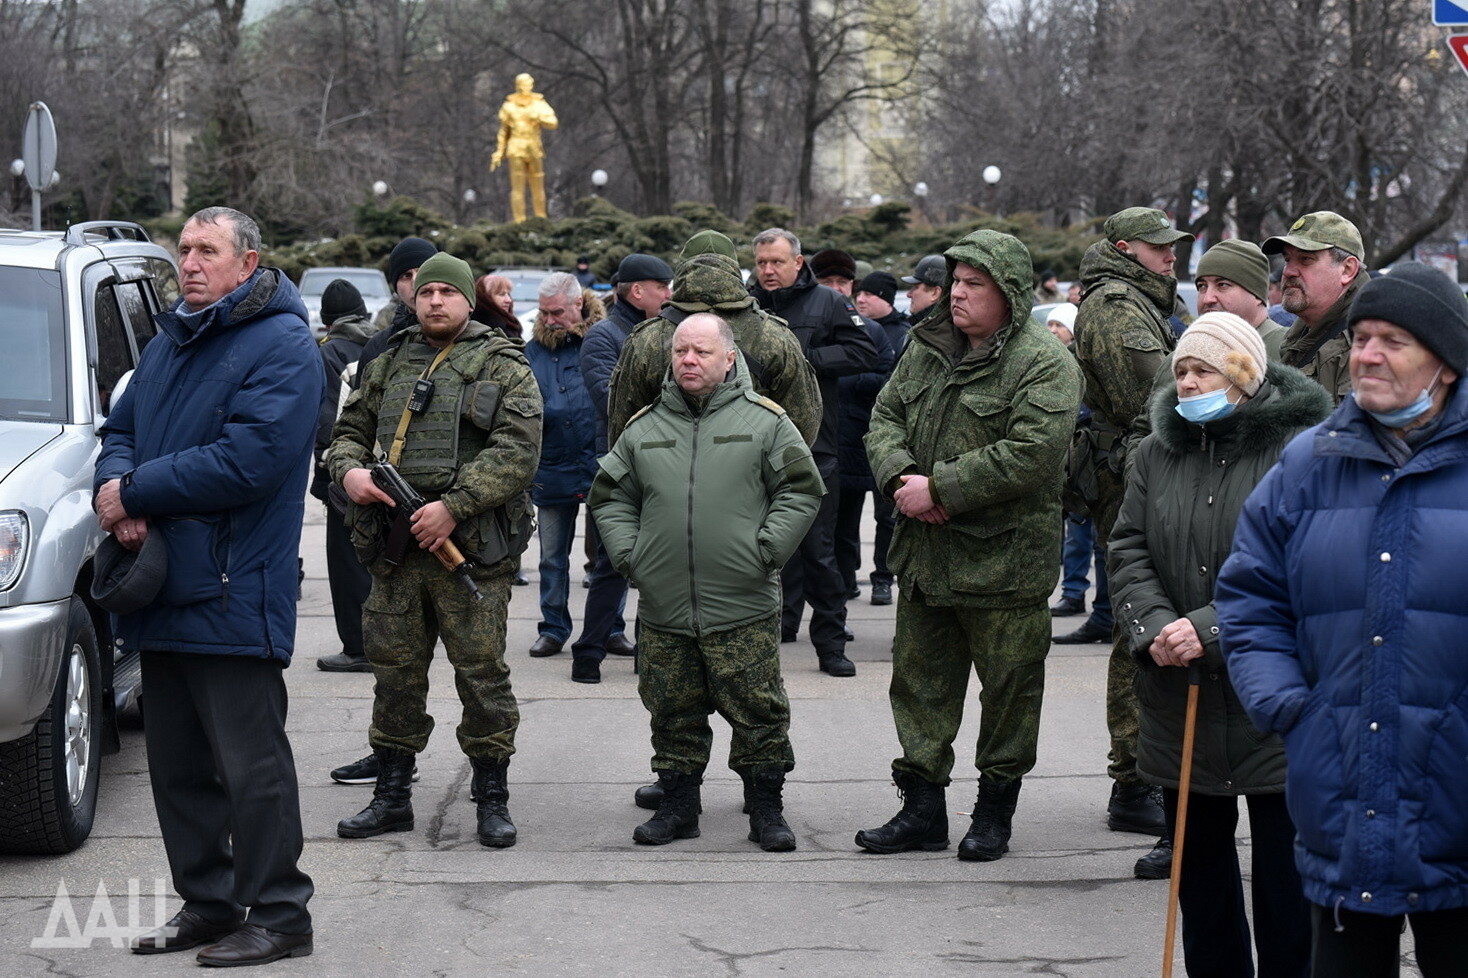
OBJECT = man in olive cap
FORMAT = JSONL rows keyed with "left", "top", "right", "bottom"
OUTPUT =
{"left": 1263, "top": 211, "right": 1366, "bottom": 404}
{"left": 1195, "top": 240, "right": 1286, "bottom": 360}
{"left": 1070, "top": 205, "right": 1194, "bottom": 877}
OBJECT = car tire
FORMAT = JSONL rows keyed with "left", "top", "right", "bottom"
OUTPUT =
{"left": 0, "top": 597, "right": 102, "bottom": 854}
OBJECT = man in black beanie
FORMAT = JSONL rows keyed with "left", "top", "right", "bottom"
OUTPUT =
{"left": 357, "top": 237, "right": 439, "bottom": 383}
{"left": 312, "top": 280, "right": 376, "bottom": 673}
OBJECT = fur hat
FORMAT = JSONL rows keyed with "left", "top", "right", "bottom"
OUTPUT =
{"left": 1174, "top": 311, "right": 1267, "bottom": 396}
{"left": 810, "top": 248, "right": 857, "bottom": 282}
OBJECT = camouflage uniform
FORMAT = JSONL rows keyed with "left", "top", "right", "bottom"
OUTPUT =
{"left": 1072, "top": 238, "right": 1177, "bottom": 786}
{"left": 325, "top": 321, "right": 543, "bottom": 761}
{"left": 864, "top": 230, "right": 1081, "bottom": 785}
{"left": 606, "top": 253, "right": 821, "bottom": 449}
{"left": 1276, "top": 277, "right": 1365, "bottom": 405}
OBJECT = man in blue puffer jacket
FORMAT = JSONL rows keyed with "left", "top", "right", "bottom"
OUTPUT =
{"left": 94, "top": 207, "right": 321, "bottom": 965}
{"left": 1217, "top": 263, "right": 1468, "bottom": 977}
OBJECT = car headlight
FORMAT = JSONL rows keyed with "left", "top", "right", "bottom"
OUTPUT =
{"left": 0, "top": 511, "right": 29, "bottom": 591}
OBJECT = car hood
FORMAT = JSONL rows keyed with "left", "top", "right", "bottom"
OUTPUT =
{"left": 0, "top": 421, "right": 63, "bottom": 485}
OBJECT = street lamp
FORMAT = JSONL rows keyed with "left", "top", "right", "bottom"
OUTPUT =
{"left": 982, "top": 165, "right": 1001, "bottom": 216}
{"left": 913, "top": 181, "right": 929, "bottom": 226}
{"left": 591, "top": 169, "right": 608, "bottom": 196}
{"left": 372, "top": 180, "right": 389, "bottom": 198}
{"left": 869, "top": 193, "right": 883, "bottom": 207}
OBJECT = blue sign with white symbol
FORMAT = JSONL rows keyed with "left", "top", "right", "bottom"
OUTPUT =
{"left": 1436, "top": 0, "right": 1468, "bottom": 25}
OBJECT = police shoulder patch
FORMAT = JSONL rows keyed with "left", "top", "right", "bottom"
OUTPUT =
{"left": 743, "top": 391, "right": 786, "bottom": 415}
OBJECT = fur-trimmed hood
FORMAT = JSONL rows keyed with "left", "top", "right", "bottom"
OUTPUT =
{"left": 1150, "top": 359, "right": 1332, "bottom": 454}
{"left": 532, "top": 288, "right": 605, "bottom": 348}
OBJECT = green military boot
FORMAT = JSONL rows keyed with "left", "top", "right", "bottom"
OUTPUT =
{"left": 744, "top": 769, "right": 797, "bottom": 852}
{"left": 633, "top": 771, "right": 702, "bottom": 845}
{"left": 469, "top": 757, "right": 517, "bottom": 848}
{"left": 337, "top": 749, "right": 415, "bottom": 838}
{"left": 854, "top": 769, "right": 949, "bottom": 853}
{"left": 957, "top": 775, "right": 1022, "bottom": 862}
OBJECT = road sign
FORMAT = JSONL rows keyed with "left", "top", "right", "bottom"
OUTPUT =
{"left": 1451, "top": 35, "right": 1468, "bottom": 77}
{"left": 21, "top": 101, "right": 56, "bottom": 194}
{"left": 1437, "top": 0, "right": 1468, "bottom": 25}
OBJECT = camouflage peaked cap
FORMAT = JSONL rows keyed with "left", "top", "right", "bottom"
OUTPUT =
{"left": 670, "top": 253, "right": 753, "bottom": 309}
{"left": 1262, "top": 211, "right": 1364, "bottom": 261}
{"left": 943, "top": 229, "right": 1035, "bottom": 330}
{"left": 1104, "top": 207, "right": 1194, "bottom": 246}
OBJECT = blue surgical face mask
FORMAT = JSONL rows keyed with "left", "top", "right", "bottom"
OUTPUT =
{"left": 1175, "top": 385, "right": 1237, "bottom": 423}
{"left": 1355, "top": 365, "right": 1444, "bottom": 429}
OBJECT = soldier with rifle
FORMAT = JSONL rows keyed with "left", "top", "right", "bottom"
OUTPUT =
{"left": 325, "top": 252, "right": 543, "bottom": 848}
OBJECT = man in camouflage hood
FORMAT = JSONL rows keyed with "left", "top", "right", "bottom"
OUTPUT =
{"left": 856, "top": 229, "right": 1080, "bottom": 862}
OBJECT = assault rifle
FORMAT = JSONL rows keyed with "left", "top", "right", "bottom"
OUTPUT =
{"left": 372, "top": 462, "right": 481, "bottom": 601}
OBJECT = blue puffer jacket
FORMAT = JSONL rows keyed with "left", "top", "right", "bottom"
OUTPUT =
{"left": 1217, "top": 381, "right": 1468, "bottom": 916}
{"left": 581, "top": 297, "right": 645, "bottom": 456}
{"left": 525, "top": 311, "right": 599, "bottom": 506}
{"left": 95, "top": 268, "right": 324, "bottom": 664}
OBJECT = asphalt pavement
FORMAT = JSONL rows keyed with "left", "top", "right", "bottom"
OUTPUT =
{"left": 1, "top": 502, "right": 1425, "bottom": 976}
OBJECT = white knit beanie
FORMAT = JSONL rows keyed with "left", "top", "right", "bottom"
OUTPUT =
{"left": 1174, "top": 311, "right": 1267, "bottom": 396}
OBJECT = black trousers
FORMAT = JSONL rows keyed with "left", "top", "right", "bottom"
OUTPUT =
{"left": 781, "top": 460, "right": 847, "bottom": 654}
{"left": 140, "top": 652, "right": 313, "bottom": 934}
{"left": 1310, "top": 904, "right": 1468, "bottom": 978}
{"left": 835, "top": 480, "right": 895, "bottom": 591}
{"left": 570, "top": 534, "right": 629, "bottom": 663}
{"left": 1161, "top": 788, "right": 1310, "bottom": 978}
{"left": 325, "top": 506, "right": 370, "bottom": 657}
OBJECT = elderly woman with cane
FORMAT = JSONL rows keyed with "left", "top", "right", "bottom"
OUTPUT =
{"left": 1109, "top": 311, "right": 1330, "bottom": 976}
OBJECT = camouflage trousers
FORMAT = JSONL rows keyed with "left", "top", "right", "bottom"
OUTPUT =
{"left": 1094, "top": 473, "right": 1140, "bottom": 785}
{"left": 637, "top": 614, "right": 794, "bottom": 776}
{"left": 364, "top": 549, "right": 518, "bottom": 760}
{"left": 889, "top": 596, "right": 1049, "bottom": 785}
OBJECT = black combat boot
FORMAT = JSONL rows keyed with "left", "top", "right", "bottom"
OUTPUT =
{"left": 854, "top": 769, "right": 949, "bottom": 853}
{"left": 957, "top": 775, "right": 1022, "bottom": 862}
{"left": 633, "top": 781, "right": 662, "bottom": 810}
{"left": 633, "top": 771, "right": 702, "bottom": 845}
{"left": 743, "top": 769, "right": 797, "bottom": 852}
{"left": 1134, "top": 834, "right": 1173, "bottom": 880}
{"left": 470, "top": 757, "right": 517, "bottom": 848}
{"left": 337, "top": 749, "right": 415, "bottom": 838}
{"left": 1108, "top": 781, "right": 1166, "bottom": 834}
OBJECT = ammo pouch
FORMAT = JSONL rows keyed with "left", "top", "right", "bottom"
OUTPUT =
{"left": 1063, "top": 418, "right": 1124, "bottom": 521}
{"left": 345, "top": 498, "right": 392, "bottom": 566}
{"left": 455, "top": 490, "right": 535, "bottom": 567}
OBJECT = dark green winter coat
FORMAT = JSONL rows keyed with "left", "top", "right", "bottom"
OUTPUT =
{"left": 1109, "top": 362, "right": 1330, "bottom": 793}
{"left": 864, "top": 229, "right": 1081, "bottom": 608}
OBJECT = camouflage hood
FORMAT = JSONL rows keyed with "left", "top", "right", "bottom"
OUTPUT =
{"left": 1078, "top": 239, "right": 1177, "bottom": 316}
{"left": 667, "top": 254, "right": 757, "bottom": 315}
{"left": 911, "top": 229, "right": 1035, "bottom": 360}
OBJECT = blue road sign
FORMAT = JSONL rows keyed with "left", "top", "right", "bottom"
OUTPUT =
{"left": 1435, "top": 0, "right": 1468, "bottom": 26}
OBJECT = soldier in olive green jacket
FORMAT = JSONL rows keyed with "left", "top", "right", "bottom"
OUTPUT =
{"left": 855, "top": 229, "right": 1080, "bottom": 863}
{"left": 592, "top": 313, "right": 823, "bottom": 853}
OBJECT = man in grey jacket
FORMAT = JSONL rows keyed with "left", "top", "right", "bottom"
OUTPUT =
{"left": 591, "top": 313, "right": 823, "bottom": 852}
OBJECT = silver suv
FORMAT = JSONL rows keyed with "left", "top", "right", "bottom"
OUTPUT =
{"left": 0, "top": 221, "right": 178, "bottom": 854}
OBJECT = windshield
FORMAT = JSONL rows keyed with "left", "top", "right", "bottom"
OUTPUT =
{"left": 0, "top": 266, "right": 66, "bottom": 422}
{"left": 300, "top": 268, "right": 390, "bottom": 299}
{"left": 505, "top": 274, "right": 548, "bottom": 302}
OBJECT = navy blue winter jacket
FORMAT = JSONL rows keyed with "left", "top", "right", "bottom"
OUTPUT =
{"left": 96, "top": 268, "right": 324, "bottom": 664}
{"left": 1217, "top": 381, "right": 1468, "bottom": 916}
{"left": 581, "top": 298, "right": 645, "bottom": 456}
{"left": 837, "top": 310, "right": 903, "bottom": 485}
{"left": 526, "top": 319, "right": 598, "bottom": 506}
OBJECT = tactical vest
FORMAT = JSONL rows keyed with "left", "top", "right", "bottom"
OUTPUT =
{"left": 377, "top": 338, "right": 494, "bottom": 495}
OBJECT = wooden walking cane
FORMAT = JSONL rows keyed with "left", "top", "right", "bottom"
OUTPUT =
{"left": 1162, "top": 661, "right": 1203, "bottom": 978}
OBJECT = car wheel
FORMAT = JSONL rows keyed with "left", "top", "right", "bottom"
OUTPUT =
{"left": 0, "top": 597, "right": 102, "bottom": 854}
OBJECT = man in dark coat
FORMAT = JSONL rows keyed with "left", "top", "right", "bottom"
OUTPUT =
{"left": 748, "top": 228, "right": 880, "bottom": 677}
{"left": 96, "top": 207, "right": 320, "bottom": 965}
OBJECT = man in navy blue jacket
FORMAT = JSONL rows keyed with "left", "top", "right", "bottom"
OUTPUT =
{"left": 95, "top": 207, "right": 321, "bottom": 966}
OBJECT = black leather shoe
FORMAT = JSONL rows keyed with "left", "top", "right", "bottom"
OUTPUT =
{"left": 196, "top": 923, "right": 312, "bottom": 966}
{"left": 818, "top": 652, "right": 856, "bottom": 677}
{"left": 571, "top": 657, "right": 601, "bottom": 684}
{"left": 1050, "top": 595, "right": 1086, "bottom": 617}
{"left": 846, "top": 583, "right": 860, "bottom": 599}
{"left": 1054, "top": 619, "right": 1111, "bottom": 644}
{"left": 870, "top": 581, "right": 893, "bottom": 606}
{"left": 606, "top": 634, "right": 636, "bottom": 657}
{"left": 1134, "top": 835, "right": 1173, "bottom": 880}
{"left": 513, "top": 571, "right": 530, "bottom": 586}
{"left": 132, "top": 909, "right": 241, "bottom": 954}
{"left": 842, "top": 624, "right": 854, "bottom": 641}
{"left": 781, "top": 628, "right": 797, "bottom": 643}
{"left": 316, "top": 652, "right": 371, "bottom": 672}
{"left": 529, "top": 636, "right": 563, "bottom": 657}
{"left": 1108, "top": 782, "right": 1166, "bottom": 834}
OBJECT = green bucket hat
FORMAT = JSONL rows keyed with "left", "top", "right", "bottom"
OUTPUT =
{"left": 1261, "top": 211, "right": 1364, "bottom": 261}
{"left": 1104, "top": 207, "right": 1194, "bottom": 246}
{"left": 413, "top": 252, "right": 476, "bottom": 307}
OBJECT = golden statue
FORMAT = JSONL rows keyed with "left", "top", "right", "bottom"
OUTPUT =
{"left": 490, "top": 73, "right": 559, "bottom": 222}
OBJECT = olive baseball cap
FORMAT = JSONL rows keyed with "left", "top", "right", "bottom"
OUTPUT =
{"left": 1262, "top": 211, "right": 1364, "bottom": 261}
{"left": 1104, "top": 207, "right": 1194, "bottom": 246}
{"left": 679, "top": 229, "right": 737, "bottom": 261}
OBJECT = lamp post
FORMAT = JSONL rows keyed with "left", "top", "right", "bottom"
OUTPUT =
{"left": 591, "top": 168, "right": 608, "bottom": 197}
{"left": 372, "top": 180, "right": 389, "bottom": 199}
{"left": 913, "top": 180, "right": 929, "bottom": 226}
{"left": 869, "top": 193, "right": 883, "bottom": 207}
{"left": 982, "top": 165, "right": 1001, "bottom": 217}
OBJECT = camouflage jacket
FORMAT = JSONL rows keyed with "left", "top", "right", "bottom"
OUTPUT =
{"left": 865, "top": 230, "right": 1081, "bottom": 608}
{"left": 607, "top": 254, "right": 821, "bottom": 449}
{"left": 1277, "top": 272, "right": 1365, "bottom": 406}
{"left": 1074, "top": 241, "right": 1177, "bottom": 447}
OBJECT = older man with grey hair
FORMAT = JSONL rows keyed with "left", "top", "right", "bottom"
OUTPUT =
{"left": 748, "top": 227, "right": 880, "bottom": 677}
{"left": 524, "top": 271, "right": 606, "bottom": 679}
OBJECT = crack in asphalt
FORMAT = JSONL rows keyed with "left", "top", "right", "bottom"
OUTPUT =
{"left": 683, "top": 933, "right": 871, "bottom": 977}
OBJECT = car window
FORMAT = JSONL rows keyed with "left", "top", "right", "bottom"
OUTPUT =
{"left": 300, "top": 268, "right": 391, "bottom": 299}
{"left": 114, "top": 280, "right": 157, "bottom": 356}
{"left": 93, "top": 285, "right": 134, "bottom": 417}
{"left": 146, "top": 257, "right": 180, "bottom": 310}
{"left": 0, "top": 266, "right": 67, "bottom": 422}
